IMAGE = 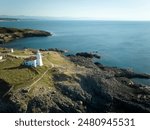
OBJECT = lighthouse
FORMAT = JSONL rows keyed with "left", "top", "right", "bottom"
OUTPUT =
{"left": 36, "top": 50, "right": 43, "bottom": 66}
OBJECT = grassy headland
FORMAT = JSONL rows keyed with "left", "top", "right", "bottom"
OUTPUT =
{"left": 0, "top": 47, "right": 150, "bottom": 113}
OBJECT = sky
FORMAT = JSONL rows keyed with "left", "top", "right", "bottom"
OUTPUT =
{"left": 0, "top": 0, "right": 150, "bottom": 20}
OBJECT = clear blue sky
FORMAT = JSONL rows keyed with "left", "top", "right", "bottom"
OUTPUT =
{"left": 0, "top": 0, "right": 150, "bottom": 20}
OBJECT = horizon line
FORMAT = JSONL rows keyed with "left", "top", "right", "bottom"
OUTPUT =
{"left": 1, "top": 15, "right": 150, "bottom": 22}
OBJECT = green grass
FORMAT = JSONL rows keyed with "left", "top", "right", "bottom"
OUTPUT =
{"left": 43, "top": 52, "right": 74, "bottom": 67}
{"left": 0, "top": 58, "right": 38, "bottom": 88}
{"left": 0, "top": 49, "right": 76, "bottom": 95}
{"left": 28, "top": 70, "right": 54, "bottom": 95}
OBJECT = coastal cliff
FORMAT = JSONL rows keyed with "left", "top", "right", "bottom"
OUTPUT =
{"left": 0, "top": 48, "right": 150, "bottom": 113}
{"left": 0, "top": 27, "right": 52, "bottom": 44}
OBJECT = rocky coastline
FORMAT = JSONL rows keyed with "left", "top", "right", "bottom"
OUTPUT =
{"left": 0, "top": 50, "right": 150, "bottom": 113}
{"left": 0, "top": 27, "right": 52, "bottom": 44}
{"left": 67, "top": 55, "right": 150, "bottom": 112}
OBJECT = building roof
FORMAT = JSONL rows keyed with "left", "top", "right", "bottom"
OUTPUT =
{"left": 24, "top": 56, "right": 37, "bottom": 62}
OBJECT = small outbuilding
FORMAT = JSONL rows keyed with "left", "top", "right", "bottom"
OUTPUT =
{"left": 0, "top": 56, "right": 3, "bottom": 60}
{"left": 24, "top": 57, "right": 37, "bottom": 67}
{"left": 23, "top": 50, "right": 43, "bottom": 67}
{"left": 10, "top": 48, "right": 14, "bottom": 53}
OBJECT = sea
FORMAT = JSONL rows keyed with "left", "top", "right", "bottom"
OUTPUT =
{"left": 0, "top": 20, "right": 150, "bottom": 85}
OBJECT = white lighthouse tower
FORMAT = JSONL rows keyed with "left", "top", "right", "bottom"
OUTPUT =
{"left": 36, "top": 50, "right": 43, "bottom": 66}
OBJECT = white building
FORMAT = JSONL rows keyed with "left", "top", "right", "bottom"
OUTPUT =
{"left": 36, "top": 50, "right": 43, "bottom": 66}
{"left": 10, "top": 48, "right": 14, "bottom": 53}
{"left": 24, "top": 57, "right": 37, "bottom": 67}
{"left": 23, "top": 50, "right": 43, "bottom": 67}
{"left": 0, "top": 56, "right": 3, "bottom": 60}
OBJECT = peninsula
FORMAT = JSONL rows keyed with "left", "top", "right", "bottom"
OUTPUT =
{"left": 0, "top": 27, "right": 52, "bottom": 44}
{"left": 0, "top": 48, "right": 150, "bottom": 113}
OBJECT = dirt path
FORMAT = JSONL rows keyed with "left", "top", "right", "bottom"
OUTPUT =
{"left": 28, "top": 62, "right": 54, "bottom": 92}
{"left": 3, "top": 62, "right": 54, "bottom": 97}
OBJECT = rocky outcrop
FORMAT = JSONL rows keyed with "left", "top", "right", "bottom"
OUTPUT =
{"left": 39, "top": 48, "right": 67, "bottom": 53}
{"left": 76, "top": 52, "right": 101, "bottom": 59}
{"left": 0, "top": 27, "right": 52, "bottom": 43}
{"left": 69, "top": 56, "right": 150, "bottom": 112}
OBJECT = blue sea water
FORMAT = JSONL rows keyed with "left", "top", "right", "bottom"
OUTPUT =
{"left": 0, "top": 20, "right": 150, "bottom": 77}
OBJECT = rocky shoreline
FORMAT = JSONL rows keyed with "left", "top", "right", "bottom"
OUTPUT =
{"left": 0, "top": 27, "right": 52, "bottom": 44}
{"left": 68, "top": 55, "right": 150, "bottom": 112}
{"left": 0, "top": 50, "right": 150, "bottom": 113}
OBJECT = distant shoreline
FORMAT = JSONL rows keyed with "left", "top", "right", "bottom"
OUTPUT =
{"left": 1, "top": 17, "right": 150, "bottom": 22}
{"left": 0, "top": 18, "right": 19, "bottom": 22}
{"left": 0, "top": 27, "right": 52, "bottom": 44}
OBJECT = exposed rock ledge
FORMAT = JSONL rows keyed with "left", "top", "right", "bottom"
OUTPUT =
{"left": 0, "top": 27, "right": 52, "bottom": 44}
